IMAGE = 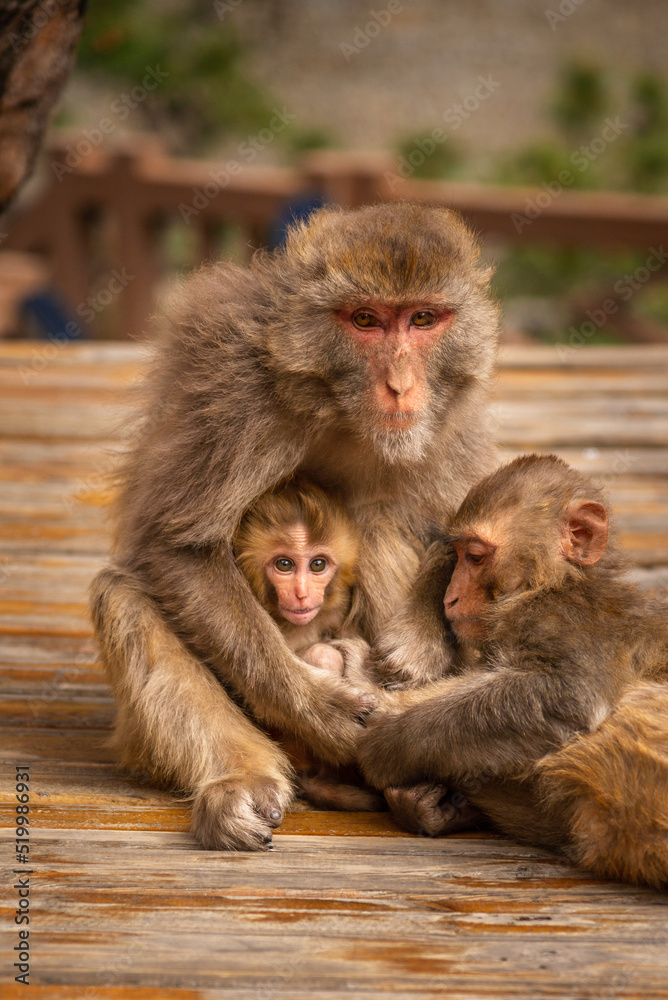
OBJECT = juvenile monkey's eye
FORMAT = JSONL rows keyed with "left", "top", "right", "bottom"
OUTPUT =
{"left": 310, "top": 558, "right": 327, "bottom": 573}
{"left": 352, "top": 311, "right": 381, "bottom": 329}
{"left": 411, "top": 310, "right": 437, "bottom": 327}
{"left": 274, "top": 557, "right": 294, "bottom": 573}
{"left": 466, "top": 552, "right": 485, "bottom": 565}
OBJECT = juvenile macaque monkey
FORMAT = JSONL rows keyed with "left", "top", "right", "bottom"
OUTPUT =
{"left": 234, "top": 476, "right": 384, "bottom": 811}
{"left": 359, "top": 454, "right": 668, "bottom": 884}
{"left": 90, "top": 202, "right": 500, "bottom": 850}
{"left": 233, "top": 477, "right": 370, "bottom": 684}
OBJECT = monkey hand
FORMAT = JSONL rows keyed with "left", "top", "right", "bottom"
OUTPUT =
{"left": 385, "top": 783, "right": 481, "bottom": 837}
{"left": 372, "top": 627, "right": 455, "bottom": 689}
{"left": 294, "top": 674, "right": 378, "bottom": 767}
{"left": 190, "top": 771, "right": 294, "bottom": 852}
{"left": 356, "top": 709, "right": 428, "bottom": 789}
{"left": 300, "top": 642, "right": 345, "bottom": 676}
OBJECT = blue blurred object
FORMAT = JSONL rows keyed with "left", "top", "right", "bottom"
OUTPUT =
{"left": 19, "top": 288, "right": 87, "bottom": 341}
{"left": 268, "top": 194, "right": 328, "bottom": 249}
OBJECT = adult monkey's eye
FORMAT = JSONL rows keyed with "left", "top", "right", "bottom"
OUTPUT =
{"left": 411, "top": 310, "right": 437, "bottom": 327}
{"left": 352, "top": 310, "right": 381, "bottom": 329}
{"left": 310, "top": 557, "right": 327, "bottom": 573}
{"left": 274, "top": 557, "right": 294, "bottom": 573}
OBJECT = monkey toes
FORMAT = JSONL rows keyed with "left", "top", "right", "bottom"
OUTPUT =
{"left": 190, "top": 775, "right": 293, "bottom": 851}
{"left": 385, "top": 783, "right": 480, "bottom": 837}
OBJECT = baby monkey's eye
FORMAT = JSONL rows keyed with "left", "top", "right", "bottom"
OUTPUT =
{"left": 309, "top": 558, "right": 328, "bottom": 573}
{"left": 466, "top": 552, "right": 485, "bottom": 565}
{"left": 274, "top": 557, "right": 294, "bottom": 573}
{"left": 411, "top": 310, "right": 437, "bottom": 327}
{"left": 352, "top": 311, "right": 382, "bottom": 329}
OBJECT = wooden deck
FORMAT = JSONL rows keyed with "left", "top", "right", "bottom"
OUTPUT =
{"left": 1, "top": 340, "right": 668, "bottom": 998}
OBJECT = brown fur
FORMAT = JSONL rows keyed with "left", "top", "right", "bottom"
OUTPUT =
{"left": 234, "top": 475, "right": 360, "bottom": 652}
{"left": 89, "top": 202, "right": 499, "bottom": 850}
{"left": 535, "top": 684, "right": 668, "bottom": 887}
{"left": 358, "top": 455, "right": 668, "bottom": 885}
{"left": 234, "top": 476, "right": 382, "bottom": 811}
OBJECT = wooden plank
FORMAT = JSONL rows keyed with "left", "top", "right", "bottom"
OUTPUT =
{"left": 0, "top": 725, "right": 116, "bottom": 763}
{"left": 1, "top": 830, "right": 666, "bottom": 997}
{"left": 0, "top": 803, "right": 410, "bottom": 837}
{"left": 2, "top": 990, "right": 201, "bottom": 1000}
{"left": 497, "top": 344, "right": 668, "bottom": 368}
{"left": 0, "top": 340, "right": 147, "bottom": 365}
{"left": 1, "top": 341, "right": 668, "bottom": 999}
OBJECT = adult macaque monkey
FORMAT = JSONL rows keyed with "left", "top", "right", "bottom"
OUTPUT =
{"left": 90, "top": 203, "right": 499, "bottom": 850}
{"left": 358, "top": 455, "right": 668, "bottom": 885}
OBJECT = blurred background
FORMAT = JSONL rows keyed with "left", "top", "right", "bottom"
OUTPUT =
{"left": 2, "top": 0, "right": 668, "bottom": 346}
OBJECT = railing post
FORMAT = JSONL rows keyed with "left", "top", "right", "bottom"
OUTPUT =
{"left": 103, "top": 144, "right": 164, "bottom": 339}
{"left": 300, "top": 150, "right": 394, "bottom": 207}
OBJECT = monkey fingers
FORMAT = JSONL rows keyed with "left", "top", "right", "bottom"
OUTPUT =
{"left": 190, "top": 773, "right": 292, "bottom": 852}
{"left": 293, "top": 680, "right": 377, "bottom": 766}
{"left": 385, "top": 783, "right": 477, "bottom": 837}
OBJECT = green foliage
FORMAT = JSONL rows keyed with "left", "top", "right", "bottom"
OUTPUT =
{"left": 487, "top": 62, "right": 668, "bottom": 342}
{"left": 75, "top": 0, "right": 275, "bottom": 151}
{"left": 494, "top": 141, "right": 598, "bottom": 189}
{"left": 551, "top": 61, "right": 608, "bottom": 136}
{"left": 495, "top": 61, "right": 668, "bottom": 194}
{"left": 626, "top": 72, "right": 668, "bottom": 192}
{"left": 394, "top": 134, "right": 463, "bottom": 180}
{"left": 288, "top": 127, "right": 337, "bottom": 156}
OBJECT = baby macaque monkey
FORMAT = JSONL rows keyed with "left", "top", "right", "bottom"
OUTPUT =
{"left": 234, "top": 476, "right": 370, "bottom": 684}
{"left": 235, "top": 477, "right": 383, "bottom": 812}
{"left": 359, "top": 454, "right": 668, "bottom": 884}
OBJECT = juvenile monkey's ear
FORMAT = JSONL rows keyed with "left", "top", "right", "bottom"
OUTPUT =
{"left": 561, "top": 501, "right": 608, "bottom": 565}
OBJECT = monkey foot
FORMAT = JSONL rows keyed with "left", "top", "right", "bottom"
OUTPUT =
{"left": 385, "top": 782, "right": 482, "bottom": 837}
{"left": 190, "top": 775, "right": 292, "bottom": 851}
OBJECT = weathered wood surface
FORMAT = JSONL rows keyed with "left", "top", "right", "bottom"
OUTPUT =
{"left": 1, "top": 342, "right": 667, "bottom": 997}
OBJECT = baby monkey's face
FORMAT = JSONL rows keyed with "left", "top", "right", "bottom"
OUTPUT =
{"left": 264, "top": 522, "right": 338, "bottom": 626}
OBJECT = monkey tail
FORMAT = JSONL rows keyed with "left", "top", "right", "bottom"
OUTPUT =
{"left": 535, "top": 683, "right": 668, "bottom": 888}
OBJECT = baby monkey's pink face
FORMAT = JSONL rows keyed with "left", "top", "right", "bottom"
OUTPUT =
{"left": 264, "top": 524, "right": 338, "bottom": 626}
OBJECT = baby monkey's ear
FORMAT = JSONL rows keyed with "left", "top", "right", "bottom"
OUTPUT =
{"left": 560, "top": 501, "right": 608, "bottom": 566}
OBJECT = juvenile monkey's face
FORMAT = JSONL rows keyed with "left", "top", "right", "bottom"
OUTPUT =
{"left": 443, "top": 536, "right": 497, "bottom": 641}
{"left": 335, "top": 301, "right": 456, "bottom": 461}
{"left": 264, "top": 525, "right": 338, "bottom": 626}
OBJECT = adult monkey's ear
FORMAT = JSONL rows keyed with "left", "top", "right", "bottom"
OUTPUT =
{"left": 560, "top": 501, "right": 608, "bottom": 565}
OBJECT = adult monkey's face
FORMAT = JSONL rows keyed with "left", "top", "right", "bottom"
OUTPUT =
{"left": 270, "top": 203, "right": 499, "bottom": 464}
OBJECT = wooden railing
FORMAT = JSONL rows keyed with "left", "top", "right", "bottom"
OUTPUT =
{"left": 4, "top": 138, "right": 668, "bottom": 340}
